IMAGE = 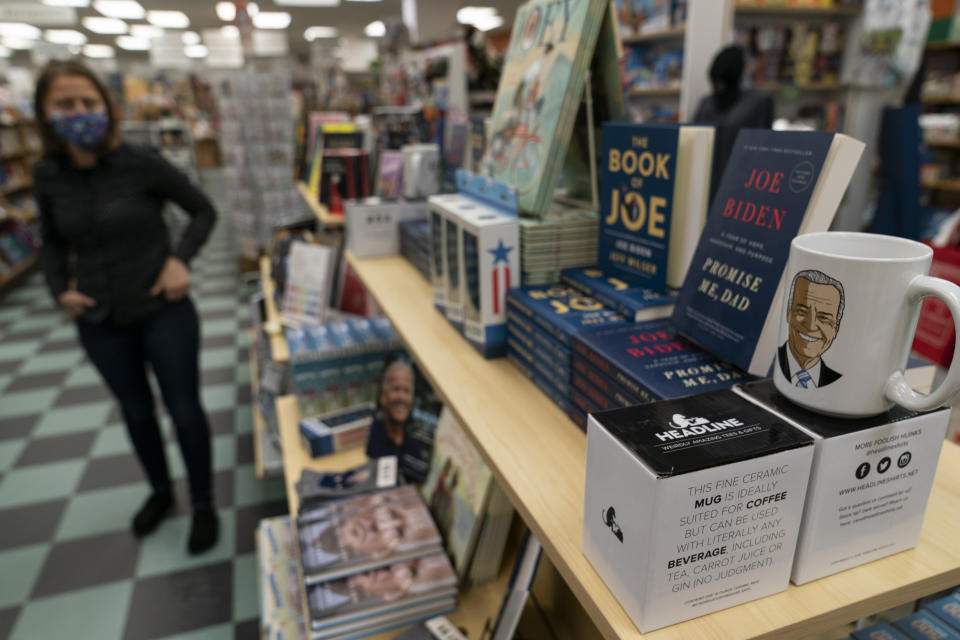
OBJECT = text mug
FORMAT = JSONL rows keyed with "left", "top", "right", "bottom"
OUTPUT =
{"left": 773, "top": 232, "right": 960, "bottom": 417}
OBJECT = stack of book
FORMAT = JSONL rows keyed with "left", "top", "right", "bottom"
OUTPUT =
{"left": 285, "top": 316, "right": 403, "bottom": 418}
{"left": 519, "top": 209, "right": 599, "bottom": 286}
{"left": 0, "top": 219, "right": 39, "bottom": 276}
{"left": 257, "top": 516, "right": 307, "bottom": 640}
{"left": 505, "top": 284, "right": 627, "bottom": 428}
{"left": 398, "top": 218, "right": 431, "bottom": 281}
{"left": 297, "top": 485, "right": 458, "bottom": 638}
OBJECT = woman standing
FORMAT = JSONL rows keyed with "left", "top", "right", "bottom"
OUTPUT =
{"left": 33, "top": 59, "right": 219, "bottom": 553}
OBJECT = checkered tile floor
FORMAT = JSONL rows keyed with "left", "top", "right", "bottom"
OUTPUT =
{"left": 0, "top": 219, "right": 286, "bottom": 639}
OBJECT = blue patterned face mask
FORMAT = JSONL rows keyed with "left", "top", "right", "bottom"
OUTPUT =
{"left": 50, "top": 111, "right": 109, "bottom": 150}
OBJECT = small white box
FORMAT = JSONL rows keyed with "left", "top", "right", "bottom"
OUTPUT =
{"left": 428, "top": 194, "right": 458, "bottom": 316}
{"left": 735, "top": 380, "right": 950, "bottom": 585}
{"left": 583, "top": 389, "right": 814, "bottom": 632}
{"left": 345, "top": 198, "right": 428, "bottom": 259}
{"left": 429, "top": 194, "right": 476, "bottom": 330}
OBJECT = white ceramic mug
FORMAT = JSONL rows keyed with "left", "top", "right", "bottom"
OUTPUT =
{"left": 773, "top": 232, "right": 960, "bottom": 417}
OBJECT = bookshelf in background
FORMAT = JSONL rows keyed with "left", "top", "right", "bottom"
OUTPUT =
{"left": 0, "top": 106, "right": 41, "bottom": 293}
{"left": 618, "top": 0, "right": 687, "bottom": 122}
{"left": 920, "top": 39, "right": 960, "bottom": 207}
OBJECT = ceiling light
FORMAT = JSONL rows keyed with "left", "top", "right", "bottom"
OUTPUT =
{"left": 182, "top": 31, "right": 200, "bottom": 45}
{"left": 0, "top": 23, "right": 41, "bottom": 40}
{"left": 252, "top": 12, "right": 290, "bottom": 29}
{"left": 82, "top": 17, "right": 127, "bottom": 34}
{"left": 93, "top": 0, "right": 144, "bottom": 19}
{"left": 0, "top": 45, "right": 11, "bottom": 58}
{"left": 304, "top": 26, "right": 338, "bottom": 41}
{"left": 147, "top": 10, "right": 189, "bottom": 29}
{"left": 83, "top": 43, "right": 115, "bottom": 58}
{"left": 116, "top": 35, "right": 149, "bottom": 50}
{"left": 44, "top": 29, "right": 87, "bottom": 46}
{"left": 247, "top": 3, "right": 259, "bottom": 16}
{"left": 456, "top": 6, "right": 496, "bottom": 25}
{"left": 346, "top": 0, "right": 381, "bottom": 2}
{"left": 364, "top": 20, "right": 385, "bottom": 37}
{"left": 275, "top": 0, "right": 339, "bottom": 5}
{"left": 220, "top": 25, "right": 240, "bottom": 38}
{"left": 2, "top": 37, "right": 36, "bottom": 50}
{"left": 472, "top": 14, "right": 503, "bottom": 31}
{"left": 41, "top": 0, "right": 89, "bottom": 6}
{"left": 130, "top": 24, "right": 163, "bottom": 39}
{"left": 215, "top": 2, "right": 235, "bottom": 21}
{"left": 184, "top": 44, "right": 208, "bottom": 58}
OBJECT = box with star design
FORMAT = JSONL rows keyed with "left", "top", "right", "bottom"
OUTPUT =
{"left": 432, "top": 194, "right": 519, "bottom": 358}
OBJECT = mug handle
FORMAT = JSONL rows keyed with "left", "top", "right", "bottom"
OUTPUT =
{"left": 885, "top": 274, "right": 960, "bottom": 411}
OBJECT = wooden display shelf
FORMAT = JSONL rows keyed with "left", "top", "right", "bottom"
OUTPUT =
{"left": 258, "top": 256, "right": 290, "bottom": 363}
{"left": 926, "top": 40, "right": 960, "bottom": 51}
{"left": 249, "top": 354, "right": 283, "bottom": 480}
{"left": 275, "top": 394, "right": 514, "bottom": 638}
{"left": 755, "top": 81, "right": 847, "bottom": 92}
{"left": 622, "top": 25, "right": 686, "bottom": 44}
{"left": 735, "top": 4, "right": 861, "bottom": 17}
{"left": 295, "top": 181, "right": 344, "bottom": 228}
{"left": 628, "top": 86, "right": 682, "bottom": 97}
{"left": 0, "top": 254, "right": 37, "bottom": 292}
{"left": 1, "top": 180, "right": 32, "bottom": 196}
{"left": 346, "top": 252, "right": 960, "bottom": 640}
{"left": 922, "top": 178, "right": 960, "bottom": 192}
{"left": 925, "top": 137, "right": 960, "bottom": 149}
{"left": 923, "top": 95, "right": 960, "bottom": 105}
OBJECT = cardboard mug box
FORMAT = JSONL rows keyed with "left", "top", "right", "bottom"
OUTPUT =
{"left": 583, "top": 389, "right": 815, "bottom": 632}
{"left": 736, "top": 380, "right": 949, "bottom": 585}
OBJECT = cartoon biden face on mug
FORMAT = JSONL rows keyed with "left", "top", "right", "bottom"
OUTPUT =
{"left": 777, "top": 269, "right": 845, "bottom": 390}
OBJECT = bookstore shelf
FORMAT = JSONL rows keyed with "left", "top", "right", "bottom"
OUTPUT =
{"left": 1, "top": 180, "right": 32, "bottom": 197}
{"left": 755, "top": 81, "right": 848, "bottom": 92}
{"left": 274, "top": 395, "right": 515, "bottom": 638}
{"left": 258, "top": 256, "right": 290, "bottom": 363}
{"left": 922, "top": 179, "right": 960, "bottom": 192}
{"left": 296, "top": 180, "right": 344, "bottom": 228}
{"left": 628, "top": 86, "right": 682, "bottom": 97}
{"left": 926, "top": 41, "right": 960, "bottom": 51}
{"left": 734, "top": 4, "right": 861, "bottom": 17}
{"left": 925, "top": 138, "right": 960, "bottom": 149}
{"left": 345, "top": 251, "right": 960, "bottom": 640}
{"left": 249, "top": 355, "right": 283, "bottom": 480}
{"left": 621, "top": 25, "right": 686, "bottom": 44}
{"left": 0, "top": 254, "right": 37, "bottom": 292}
{"left": 923, "top": 96, "right": 960, "bottom": 105}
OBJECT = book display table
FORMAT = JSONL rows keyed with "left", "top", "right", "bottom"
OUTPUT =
{"left": 342, "top": 251, "right": 960, "bottom": 640}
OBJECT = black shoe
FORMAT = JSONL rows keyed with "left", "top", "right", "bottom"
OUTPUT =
{"left": 132, "top": 492, "right": 173, "bottom": 537}
{"left": 188, "top": 507, "right": 219, "bottom": 555}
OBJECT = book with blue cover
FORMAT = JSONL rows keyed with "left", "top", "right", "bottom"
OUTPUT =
{"left": 927, "top": 593, "right": 960, "bottom": 635}
{"left": 505, "top": 311, "right": 570, "bottom": 365}
{"left": 850, "top": 622, "right": 910, "bottom": 640}
{"left": 507, "top": 348, "right": 571, "bottom": 413}
{"left": 562, "top": 266, "right": 676, "bottom": 322}
{"left": 671, "top": 129, "right": 865, "bottom": 375}
{"left": 570, "top": 319, "right": 749, "bottom": 402}
{"left": 507, "top": 336, "right": 570, "bottom": 396}
{"left": 506, "top": 322, "right": 571, "bottom": 383}
{"left": 506, "top": 284, "right": 626, "bottom": 347}
{"left": 571, "top": 355, "right": 644, "bottom": 407}
{"left": 894, "top": 610, "right": 960, "bottom": 640}
{"left": 570, "top": 371, "right": 625, "bottom": 412}
{"left": 597, "top": 123, "right": 715, "bottom": 292}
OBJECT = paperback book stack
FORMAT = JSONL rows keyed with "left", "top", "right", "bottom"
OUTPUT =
{"left": 297, "top": 485, "right": 458, "bottom": 638}
{"left": 285, "top": 316, "right": 403, "bottom": 419}
{"left": 506, "top": 284, "right": 627, "bottom": 428}
{"left": 398, "top": 218, "right": 431, "bottom": 281}
{"left": 257, "top": 515, "right": 307, "bottom": 640}
{"left": 519, "top": 209, "right": 599, "bottom": 286}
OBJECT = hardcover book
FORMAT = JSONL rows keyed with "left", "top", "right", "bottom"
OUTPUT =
{"left": 562, "top": 266, "right": 676, "bottom": 322}
{"left": 506, "top": 284, "right": 626, "bottom": 347}
{"left": 597, "top": 122, "right": 714, "bottom": 292}
{"left": 570, "top": 355, "right": 644, "bottom": 408}
{"left": 671, "top": 129, "right": 865, "bottom": 376}
{"left": 298, "top": 486, "right": 443, "bottom": 584}
{"left": 296, "top": 457, "right": 399, "bottom": 509}
{"left": 571, "top": 319, "right": 749, "bottom": 403}
{"left": 480, "top": 0, "right": 613, "bottom": 216}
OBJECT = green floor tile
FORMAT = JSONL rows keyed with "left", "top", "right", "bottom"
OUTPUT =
{"left": 0, "top": 339, "right": 41, "bottom": 361}
{"left": 6, "top": 314, "right": 65, "bottom": 333}
{"left": 234, "top": 464, "right": 285, "bottom": 507}
{"left": 11, "top": 580, "right": 133, "bottom": 639}
{"left": 90, "top": 424, "right": 130, "bottom": 458}
{"left": 236, "top": 364, "right": 251, "bottom": 386}
{"left": 17, "top": 350, "right": 83, "bottom": 376}
{"left": 235, "top": 331, "right": 251, "bottom": 349}
{"left": 202, "top": 347, "right": 237, "bottom": 371}
{"left": 135, "top": 510, "right": 235, "bottom": 578}
{"left": 0, "top": 306, "right": 27, "bottom": 323}
{"left": 0, "top": 388, "right": 60, "bottom": 418}
{"left": 156, "top": 623, "right": 235, "bottom": 640}
{"left": 212, "top": 434, "right": 236, "bottom": 473}
{"left": 46, "top": 325, "right": 78, "bottom": 341}
{"left": 63, "top": 364, "right": 102, "bottom": 388}
{"left": 0, "top": 459, "right": 86, "bottom": 508}
{"left": 202, "top": 384, "right": 237, "bottom": 413}
{"left": 33, "top": 401, "right": 111, "bottom": 438}
{"left": 202, "top": 318, "right": 238, "bottom": 338}
{"left": 235, "top": 405, "right": 252, "bottom": 434}
{"left": 163, "top": 442, "right": 187, "bottom": 479}
{"left": 197, "top": 297, "right": 236, "bottom": 312}
{"left": 0, "top": 543, "right": 48, "bottom": 607}
{"left": 233, "top": 553, "right": 259, "bottom": 622}
{"left": 0, "top": 439, "right": 26, "bottom": 473}
{"left": 54, "top": 484, "right": 147, "bottom": 541}
{"left": 0, "top": 374, "right": 11, "bottom": 393}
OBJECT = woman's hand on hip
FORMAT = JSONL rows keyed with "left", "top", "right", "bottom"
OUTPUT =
{"left": 58, "top": 291, "right": 96, "bottom": 318}
{"left": 151, "top": 257, "right": 190, "bottom": 301}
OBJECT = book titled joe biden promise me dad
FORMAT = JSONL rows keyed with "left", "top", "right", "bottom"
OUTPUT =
{"left": 671, "top": 129, "right": 864, "bottom": 376}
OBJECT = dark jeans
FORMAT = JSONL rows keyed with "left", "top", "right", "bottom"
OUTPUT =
{"left": 77, "top": 297, "right": 212, "bottom": 509}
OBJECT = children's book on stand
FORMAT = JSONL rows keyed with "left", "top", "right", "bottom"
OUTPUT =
{"left": 671, "top": 128, "right": 865, "bottom": 376}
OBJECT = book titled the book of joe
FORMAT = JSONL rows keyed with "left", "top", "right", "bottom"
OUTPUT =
{"left": 506, "top": 284, "right": 626, "bottom": 347}
{"left": 671, "top": 129, "right": 864, "bottom": 376}
{"left": 562, "top": 266, "right": 676, "bottom": 322}
{"left": 298, "top": 485, "right": 443, "bottom": 584}
{"left": 570, "top": 319, "right": 750, "bottom": 404}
